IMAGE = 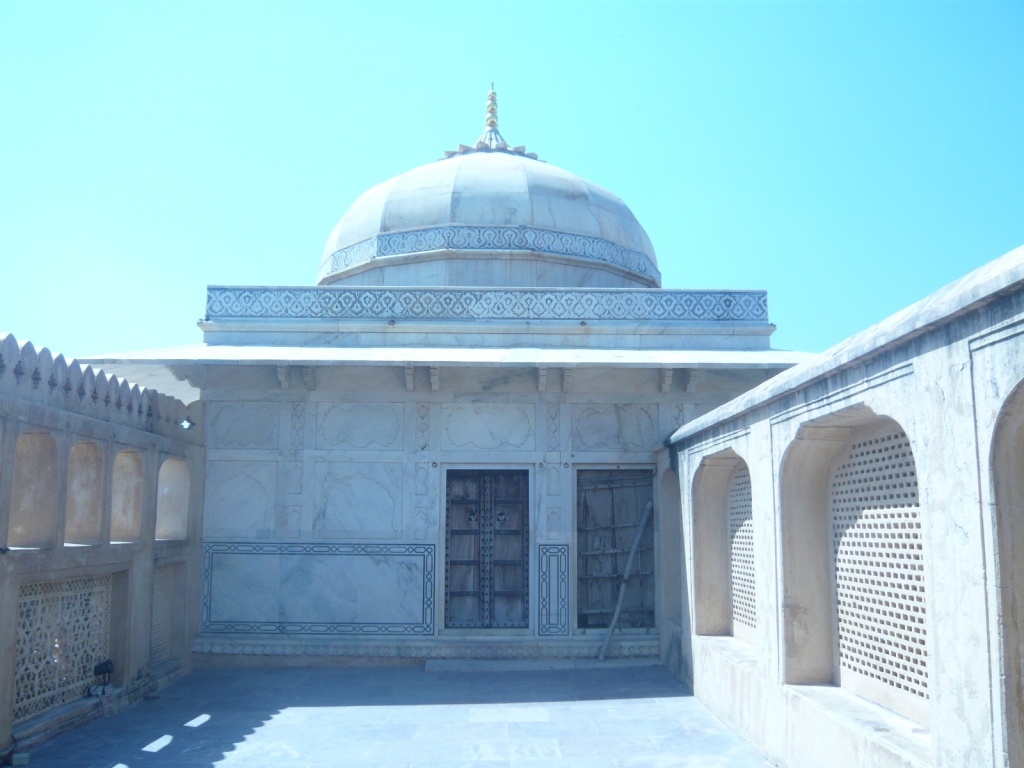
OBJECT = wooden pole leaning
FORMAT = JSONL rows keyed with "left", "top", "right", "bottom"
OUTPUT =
{"left": 598, "top": 500, "right": 654, "bottom": 662}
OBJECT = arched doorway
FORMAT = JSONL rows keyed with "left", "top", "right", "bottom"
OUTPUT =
{"left": 991, "top": 380, "right": 1024, "bottom": 763}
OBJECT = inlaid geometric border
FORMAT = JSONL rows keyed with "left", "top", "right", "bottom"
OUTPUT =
{"left": 201, "top": 542, "right": 435, "bottom": 635}
{"left": 206, "top": 286, "right": 769, "bottom": 323}
{"left": 191, "top": 636, "right": 661, "bottom": 659}
{"left": 538, "top": 544, "right": 570, "bottom": 636}
{"left": 316, "top": 225, "right": 661, "bottom": 282}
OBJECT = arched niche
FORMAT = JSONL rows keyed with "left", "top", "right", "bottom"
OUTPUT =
{"left": 779, "top": 414, "right": 853, "bottom": 685}
{"left": 155, "top": 458, "right": 190, "bottom": 540}
{"left": 781, "top": 404, "right": 929, "bottom": 724}
{"left": 8, "top": 431, "right": 59, "bottom": 548}
{"left": 111, "top": 450, "right": 144, "bottom": 542}
{"left": 991, "top": 379, "right": 1024, "bottom": 764}
{"left": 691, "top": 448, "right": 753, "bottom": 638}
{"left": 65, "top": 441, "right": 104, "bottom": 545}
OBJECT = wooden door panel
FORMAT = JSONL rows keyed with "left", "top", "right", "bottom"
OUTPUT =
{"left": 445, "top": 469, "right": 529, "bottom": 629}
{"left": 577, "top": 469, "right": 655, "bottom": 629}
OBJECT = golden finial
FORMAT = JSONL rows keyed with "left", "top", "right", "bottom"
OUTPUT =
{"left": 486, "top": 85, "right": 498, "bottom": 129}
{"left": 473, "top": 84, "right": 506, "bottom": 149}
{"left": 442, "top": 83, "right": 540, "bottom": 160}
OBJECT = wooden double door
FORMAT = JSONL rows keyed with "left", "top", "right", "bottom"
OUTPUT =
{"left": 576, "top": 469, "right": 655, "bottom": 629}
{"left": 445, "top": 470, "right": 529, "bottom": 629}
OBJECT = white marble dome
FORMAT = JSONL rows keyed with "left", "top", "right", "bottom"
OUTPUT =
{"left": 318, "top": 149, "right": 660, "bottom": 289}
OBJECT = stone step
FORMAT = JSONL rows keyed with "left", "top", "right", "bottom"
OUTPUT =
{"left": 424, "top": 657, "right": 664, "bottom": 672}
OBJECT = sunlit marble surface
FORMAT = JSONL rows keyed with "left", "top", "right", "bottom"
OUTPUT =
{"left": 25, "top": 665, "right": 773, "bottom": 767}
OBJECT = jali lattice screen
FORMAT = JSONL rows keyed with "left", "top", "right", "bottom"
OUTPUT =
{"left": 830, "top": 426, "right": 927, "bottom": 702}
{"left": 14, "top": 575, "right": 111, "bottom": 723}
{"left": 727, "top": 465, "right": 755, "bottom": 632}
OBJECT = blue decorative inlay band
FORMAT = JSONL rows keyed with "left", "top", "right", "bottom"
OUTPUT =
{"left": 206, "top": 287, "right": 769, "bottom": 323}
{"left": 201, "top": 542, "right": 435, "bottom": 636}
{"left": 539, "top": 544, "right": 570, "bottom": 636}
{"left": 317, "top": 225, "right": 660, "bottom": 282}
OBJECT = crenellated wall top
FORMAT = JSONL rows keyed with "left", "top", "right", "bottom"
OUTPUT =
{"left": 0, "top": 332, "right": 202, "bottom": 445}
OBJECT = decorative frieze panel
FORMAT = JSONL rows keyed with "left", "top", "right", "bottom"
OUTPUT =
{"left": 414, "top": 463, "right": 429, "bottom": 495}
{"left": 201, "top": 542, "right": 435, "bottom": 635}
{"left": 571, "top": 404, "right": 659, "bottom": 452}
{"left": 441, "top": 404, "right": 534, "bottom": 450}
{"left": 287, "top": 462, "right": 303, "bottom": 494}
{"left": 15, "top": 576, "right": 111, "bottom": 723}
{"left": 315, "top": 225, "right": 661, "bottom": 282}
{"left": 315, "top": 402, "right": 403, "bottom": 450}
{"left": 546, "top": 404, "right": 560, "bottom": 451}
{"left": 205, "top": 286, "right": 769, "bottom": 323}
{"left": 415, "top": 404, "right": 430, "bottom": 451}
{"left": 313, "top": 462, "right": 402, "bottom": 537}
{"left": 207, "top": 403, "right": 279, "bottom": 449}
{"left": 670, "top": 403, "right": 685, "bottom": 426}
{"left": 538, "top": 545, "right": 570, "bottom": 636}
{"left": 203, "top": 460, "right": 278, "bottom": 536}
{"left": 290, "top": 402, "right": 305, "bottom": 451}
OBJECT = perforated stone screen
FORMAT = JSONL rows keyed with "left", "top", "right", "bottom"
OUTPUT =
{"left": 727, "top": 465, "right": 755, "bottom": 633}
{"left": 830, "top": 426, "right": 928, "bottom": 705}
{"left": 15, "top": 575, "right": 111, "bottom": 723}
{"left": 150, "top": 566, "right": 174, "bottom": 663}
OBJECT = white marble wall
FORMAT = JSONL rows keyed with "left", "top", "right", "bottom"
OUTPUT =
{"left": 670, "top": 247, "right": 1024, "bottom": 768}
{"left": 199, "top": 364, "right": 764, "bottom": 646}
{"left": 206, "top": 545, "right": 428, "bottom": 630}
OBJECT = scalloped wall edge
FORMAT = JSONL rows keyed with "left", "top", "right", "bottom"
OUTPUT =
{"left": 0, "top": 332, "right": 202, "bottom": 444}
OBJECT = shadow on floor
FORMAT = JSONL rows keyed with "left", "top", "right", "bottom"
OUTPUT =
{"left": 22, "top": 664, "right": 765, "bottom": 768}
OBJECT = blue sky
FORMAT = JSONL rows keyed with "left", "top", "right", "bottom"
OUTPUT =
{"left": 1, "top": 1, "right": 1022, "bottom": 357}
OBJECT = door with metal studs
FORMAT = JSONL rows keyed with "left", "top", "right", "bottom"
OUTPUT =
{"left": 445, "top": 470, "right": 529, "bottom": 629}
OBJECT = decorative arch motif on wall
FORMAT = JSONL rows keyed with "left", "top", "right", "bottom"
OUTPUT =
{"left": 156, "top": 458, "right": 190, "bottom": 540}
{"left": 8, "top": 431, "right": 59, "bottom": 548}
{"left": 66, "top": 441, "right": 104, "bottom": 545}
{"left": 112, "top": 450, "right": 144, "bottom": 542}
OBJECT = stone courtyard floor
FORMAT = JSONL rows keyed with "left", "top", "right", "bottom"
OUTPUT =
{"left": 24, "top": 662, "right": 773, "bottom": 767}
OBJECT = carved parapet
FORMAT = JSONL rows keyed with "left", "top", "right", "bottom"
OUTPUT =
{"left": 0, "top": 332, "right": 202, "bottom": 444}
{"left": 206, "top": 286, "right": 771, "bottom": 323}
